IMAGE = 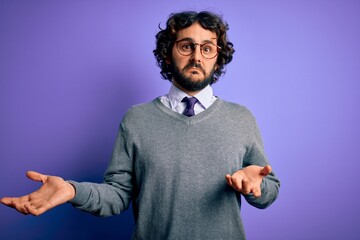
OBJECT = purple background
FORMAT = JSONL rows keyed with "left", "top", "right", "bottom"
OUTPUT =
{"left": 1, "top": 0, "right": 359, "bottom": 239}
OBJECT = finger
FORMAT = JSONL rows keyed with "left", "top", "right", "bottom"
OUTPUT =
{"left": 260, "top": 165, "right": 272, "bottom": 176}
{"left": 26, "top": 171, "right": 47, "bottom": 183}
{"left": 12, "top": 200, "right": 30, "bottom": 215}
{"left": 2, "top": 197, "right": 27, "bottom": 208}
{"left": 225, "top": 174, "right": 233, "bottom": 186}
{"left": 231, "top": 175, "right": 243, "bottom": 191}
{"left": 1, "top": 197, "right": 14, "bottom": 206}
{"left": 252, "top": 186, "right": 262, "bottom": 198}
{"left": 241, "top": 178, "right": 252, "bottom": 195}
{"left": 25, "top": 204, "right": 46, "bottom": 216}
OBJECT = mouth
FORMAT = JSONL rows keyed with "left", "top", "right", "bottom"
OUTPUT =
{"left": 188, "top": 68, "right": 201, "bottom": 74}
{"left": 184, "top": 65, "right": 205, "bottom": 76}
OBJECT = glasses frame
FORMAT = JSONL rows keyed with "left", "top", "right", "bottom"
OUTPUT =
{"left": 175, "top": 39, "right": 221, "bottom": 59}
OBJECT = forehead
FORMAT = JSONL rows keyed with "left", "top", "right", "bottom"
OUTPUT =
{"left": 176, "top": 22, "right": 217, "bottom": 42}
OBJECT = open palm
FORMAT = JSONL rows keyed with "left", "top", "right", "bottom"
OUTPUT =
{"left": 1, "top": 171, "right": 75, "bottom": 216}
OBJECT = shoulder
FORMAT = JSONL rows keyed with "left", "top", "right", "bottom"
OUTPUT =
{"left": 120, "top": 99, "right": 159, "bottom": 127}
{"left": 217, "top": 99, "right": 261, "bottom": 137}
{"left": 124, "top": 99, "right": 158, "bottom": 118}
{"left": 218, "top": 98, "right": 255, "bottom": 120}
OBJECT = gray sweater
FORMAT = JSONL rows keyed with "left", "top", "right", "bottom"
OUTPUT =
{"left": 69, "top": 98, "right": 280, "bottom": 240}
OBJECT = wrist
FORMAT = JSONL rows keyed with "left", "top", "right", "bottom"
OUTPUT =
{"left": 66, "top": 181, "right": 76, "bottom": 200}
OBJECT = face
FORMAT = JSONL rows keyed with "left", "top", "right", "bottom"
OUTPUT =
{"left": 168, "top": 22, "right": 218, "bottom": 94}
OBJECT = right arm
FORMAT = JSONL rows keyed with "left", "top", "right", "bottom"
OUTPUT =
{"left": 1, "top": 124, "right": 134, "bottom": 217}
{"left": 68, "top": 124, "right": 134, "bottom": 216}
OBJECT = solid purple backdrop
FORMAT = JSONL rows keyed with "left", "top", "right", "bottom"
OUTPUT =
{"left": 1, "top": 1, "right": 359, "bottom": 239}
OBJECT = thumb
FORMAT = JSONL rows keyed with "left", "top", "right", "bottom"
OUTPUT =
{"left": 260, "top": 165, "right": 272, "bottom": 176}
{"left": 26, "top": 171, "right": 47, "bottom": 183}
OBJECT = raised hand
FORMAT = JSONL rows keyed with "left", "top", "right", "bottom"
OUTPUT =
{"left": 1, "top": 171, "right": 75, "bottom": 216}
{"left": 225, "top": 165, "right": 272, "bottom": 198}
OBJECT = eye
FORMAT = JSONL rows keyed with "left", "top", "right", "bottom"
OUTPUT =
{"left": 202, "top": 44, "right": 214, "bottom": 53}
{"left": 181, "top": 42, "right": 193, "bottom": 51}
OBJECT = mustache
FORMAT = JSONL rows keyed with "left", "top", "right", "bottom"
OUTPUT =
{"left": 183, "top": 62, "right": 205, "bottom": 74}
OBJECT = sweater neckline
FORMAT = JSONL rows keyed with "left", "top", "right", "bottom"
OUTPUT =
{"left": 153, "top": 97, "right": 223, "bottom": 124}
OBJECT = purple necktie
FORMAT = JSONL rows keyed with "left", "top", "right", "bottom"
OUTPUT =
{"left": 182, "top": 97, "right": 198, "bottom": 117}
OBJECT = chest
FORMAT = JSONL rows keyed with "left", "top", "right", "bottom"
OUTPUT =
{"left": 131, "top": 119, "right": 252, "bottom": 183}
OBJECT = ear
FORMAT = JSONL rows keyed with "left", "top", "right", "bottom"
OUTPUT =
{"left": 165, "top": 57, "right": 171, "bottom": 65}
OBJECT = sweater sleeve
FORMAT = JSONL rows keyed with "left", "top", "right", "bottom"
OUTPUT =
{"left": 68, "top": 123, "right": 134, "bottom": 217}
{"left": 242, "top": 114, "right": 280, "bottom": 209}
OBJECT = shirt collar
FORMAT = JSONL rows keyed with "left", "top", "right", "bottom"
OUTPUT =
{"left": 168, "top": 84, "right": 214, "bottom": 109}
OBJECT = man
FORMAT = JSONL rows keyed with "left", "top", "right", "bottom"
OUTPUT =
{"left": 1, "top": 11, "right": 280, "bottom": 239}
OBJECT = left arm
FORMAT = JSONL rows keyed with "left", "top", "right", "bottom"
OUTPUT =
{"left": 226, "top": 111, "right": 280, "bottom": 209}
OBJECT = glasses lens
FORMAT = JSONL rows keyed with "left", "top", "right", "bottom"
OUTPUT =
{"left": 177, "top": 41, "right": 194, "bottom": 55}
{"left": 201, "top": 43, "right": 217, "bottom": 59}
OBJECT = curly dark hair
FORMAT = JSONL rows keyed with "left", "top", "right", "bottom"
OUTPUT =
{"left": 153, "top": 11, "right": 235, "bottom": 84}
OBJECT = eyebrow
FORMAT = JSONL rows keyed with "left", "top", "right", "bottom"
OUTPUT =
{"left": 177, "top": 37, "right": 217, "bottom": 44}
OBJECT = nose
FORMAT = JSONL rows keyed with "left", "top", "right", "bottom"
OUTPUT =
{"left": 191, "top": 44, "right": 202, "bottom": 62}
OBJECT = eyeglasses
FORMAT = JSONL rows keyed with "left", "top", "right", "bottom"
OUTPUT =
{"left": 175, "top": 39, "right": 221, "bottom": 59}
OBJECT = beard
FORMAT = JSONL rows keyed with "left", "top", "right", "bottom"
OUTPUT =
{"left": 171, "top": 61, "right": 216, "bottom": 92}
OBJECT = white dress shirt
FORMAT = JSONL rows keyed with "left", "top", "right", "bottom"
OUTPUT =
{"left": 159, "top": 84, "right": 217, "bottom": 115}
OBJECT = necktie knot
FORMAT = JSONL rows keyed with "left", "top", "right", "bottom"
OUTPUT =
{"left": 182, "top": 97, "right": 198, "bottom": 117}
